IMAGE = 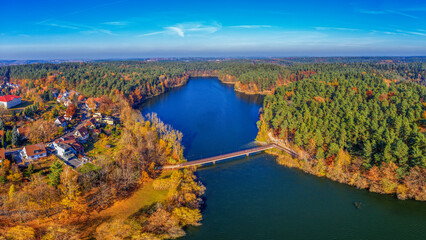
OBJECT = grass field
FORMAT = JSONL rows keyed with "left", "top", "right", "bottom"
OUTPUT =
{"left": 99, "top": 181, "right": 168, "bottom": 220}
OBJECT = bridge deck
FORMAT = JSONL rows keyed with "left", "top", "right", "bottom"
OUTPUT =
{"left": 163, "top": 143, "right": 298, "bottom": 169}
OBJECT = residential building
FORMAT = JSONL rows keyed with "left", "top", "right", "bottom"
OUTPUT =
{"left": 53, "top": 142, "right": 76, "bottom": 160}
{"left": 102, "top": 116, "right": 115, "bottom": 125}
{"left": 85, "top": 118, "right": 98, "bottom": 129}
{"left": 74, "top": 127, "right": 89, "bottom": 142}
{"left": 55, "top": 136, "right": 84, "bottom": 154}
{"left": 17, "top": 126, "right": 29, "bottom": 140}
{"left": 21, "top": 144, "right": 47, "bottom": 161}
{"left": 85, "top": 98, "right": 101, "bottom": 110}
{"left": 64, "top": 114, "right": 73, "bottom": 121}
{"left": 54, "top": 116, "right": 67, "bottom": 127}
{"left": 0, "top": 95, "right": 21, "bottom": 109}
{"left": 64, "top": 99, "right": 73, "bottom": 107}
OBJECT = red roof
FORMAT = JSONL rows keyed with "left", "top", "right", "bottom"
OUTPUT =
{"left": 24, "top": 144, "right": 46, "bottom": 157}
{"left": 0, "top": 95, "right": 20, "bottom": 102}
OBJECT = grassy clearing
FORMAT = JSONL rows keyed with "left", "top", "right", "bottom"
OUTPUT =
{"left": 77, "top": 162, "right": 101, "bottom": 174}
{"left": 98, "top": 180, "right": 168, "bottom": 220}
{"left": 85, "top": 134, "right": 119, "bottom": 162}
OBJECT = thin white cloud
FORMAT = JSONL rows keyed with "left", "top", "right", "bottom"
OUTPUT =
{"left": 370, "top": 30, "right": 397, "bottom": 35}
{"left": 229, "top": 25, "right": 272, "bottom": 29}
{"left": 357, "top": 8, "right": 419, "bottom": 19}
{"left": 141, "top": 22, "right": 221, "bottom": 38}
{"left": 47, "top": 23, "right": 80, "bottom": 30}
{"left": 165, "top": 26, "right": 185, "bottom": 37}
{"left": 396, "top": 30, "right": 426, "bottom": 36}
{"left": 141, "top": 31, "right": 166, "bottom": 36}
{"left": 315, "top": 27, "right": 359, "bottom": 31}
{"left": 103, "top": 21, "right": 129, "bottom": 26}
{"left": 39, "top": 20, "right": 114, "bottom": 35}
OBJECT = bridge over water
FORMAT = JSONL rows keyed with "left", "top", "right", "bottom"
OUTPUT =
{"left": 162, "top": 143, "right": 298, "bottom": 169}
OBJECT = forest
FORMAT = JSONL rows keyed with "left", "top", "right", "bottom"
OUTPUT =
{"left": 259, "top": 64, "right": 425, "bottom": 200}
{"left": 1, "top": 58, "right": 424, "bottom": 100}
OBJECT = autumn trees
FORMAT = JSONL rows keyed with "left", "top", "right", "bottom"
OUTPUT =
{"left": 29, "top": 119, "right": 58, "bottom": 143}
{"left": 261, "top": 63, "right": 426, "bottom": 200}
{"left": 65, "top": 103, "right": 77, "bottom": 119}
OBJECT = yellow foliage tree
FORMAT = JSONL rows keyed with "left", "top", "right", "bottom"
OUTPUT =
{"left": 172, "top": 207, "right": 202, "bottom": 226}
{"left": 6, "top": 225, "right": 35, "bottom": 240}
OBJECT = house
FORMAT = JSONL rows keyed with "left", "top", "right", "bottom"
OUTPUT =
{"left": 69, "top": 142, "right": 84, "bottom": 154}
{"left": 0, "top": 95, "right": 21, "bottom": 109}
{"left": 93, "top": 129, "right": 101, "bottom": 136}
{"left": 85, "top": 118, "right": 98, "bottom": 129}
{"left": 56, "top": 94, "right": 63, "bottom": 103}
{"left": 68, "top": 90, "right": 79, "bottom": 100}
{"left": 78, "top": 95, "right": 85, "bottom": 102}
{"left": 57, "top": 91, "right": 72, "bottom": 105}
{"left": 93, "top": 112, "right": 102, "bottom": 118}
{"left": 17, "top": 126, "right": 29, "bottom": 140}
{"left": 64, "top": 114, "right": 73, "bottom": 121}
{"left": 93, "top": 112, "right": 102, "bottom": 122}
{"left": 64, "top": 99, "right": 73, "bottom": 107}
{"left": 53, "top": 142, "right": 76, "bottom": 160}
{"left": 0, "top": 148, "right": 5, "bottom": 162}
{"left": 74, "top": 127, "right": 89, "bottom": 142}
{"left": 21, "top": 144, "right": 47, "bottom": 161}
{"left": 85, "top": 98, "right": 101, "bottom": 110}
{"left": 55, "top": 136, "right": 84, "bottom": 154}
{"left": 102, "top": 117, "right": 114, "bottom": 125}
{"left": 54, "top": 116, "right": 67, "bottom": 127}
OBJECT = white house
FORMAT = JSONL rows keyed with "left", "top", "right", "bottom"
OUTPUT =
{"left": 0, "top": 95, "right": 21, "bottom": 109}
{"left": 21, "top": 144, "right": 47, "bottom": 161}
{"left": 102, "top": 117, "right": 115, "bottom": 125}
{"left": 53, "top": 142, "right": 76, "bottom": 160}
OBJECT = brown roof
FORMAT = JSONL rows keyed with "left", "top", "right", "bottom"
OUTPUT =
{"left": 0, "top": 148, "right": 5, "bottom": 160}
{"left": 75, "top": 127, "right": 89, "bottom": 138}
{"left": 86, "top": 118, "right": 98, "bottom": 127}
{"left": 24, "top": 144, "right": 46, "bottom": 157}
{"left": 70, "top": 142, "right": 84, "bottom": 153}
{"left": 55, "top": 135, "right": 77, "bottom": 145}
{"left": 18, "top": 126, "right": 29, "bottom": 136}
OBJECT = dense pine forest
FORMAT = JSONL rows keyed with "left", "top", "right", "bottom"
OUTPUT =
{"left": 257, "top": 61, "right": 425, "bottom": 200}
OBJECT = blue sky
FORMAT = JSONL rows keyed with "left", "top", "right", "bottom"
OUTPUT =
{"left": 1, "top": 0, "right": 426, "bottom": 59}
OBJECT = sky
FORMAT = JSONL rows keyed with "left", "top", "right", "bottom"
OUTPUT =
{"left": 1, "top": 0, "right": 426, "bottom": 59}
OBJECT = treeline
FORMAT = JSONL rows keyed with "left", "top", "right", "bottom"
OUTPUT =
{"left": 260, "top": 64, "right": 426, "bottom": 200}
{"left": 1, "top": 60, "right": 424, "bottom": 103}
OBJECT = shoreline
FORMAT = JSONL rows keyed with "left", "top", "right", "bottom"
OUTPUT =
{"left": 259, "top": 129, "right": 426, "bottom": 201}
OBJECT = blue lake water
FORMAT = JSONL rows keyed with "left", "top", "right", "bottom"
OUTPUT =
{"left": 141, "top": 77, "right": 426, "bottom": 240}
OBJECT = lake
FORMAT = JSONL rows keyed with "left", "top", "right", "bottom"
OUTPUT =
{"left": 141, "top": 77, "right": 426, "bottom": 240}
